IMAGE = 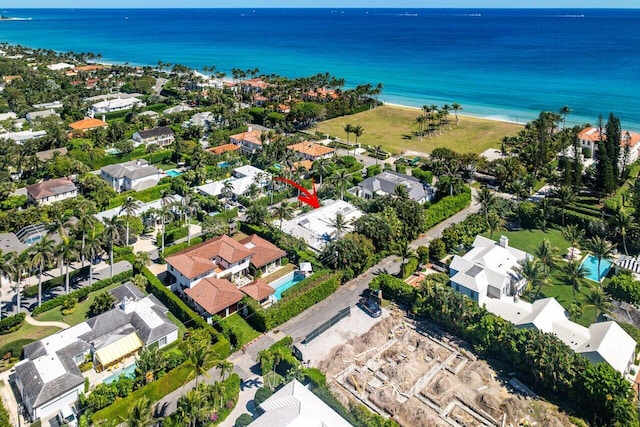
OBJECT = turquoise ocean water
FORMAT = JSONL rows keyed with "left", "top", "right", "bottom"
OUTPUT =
{"left": 0, "top": 8, "right": 639, "bottom": 129}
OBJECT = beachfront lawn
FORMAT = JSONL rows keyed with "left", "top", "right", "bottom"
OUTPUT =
{"left": 314, "top": 105, "right": 522, "bottom": 155}
{"left": 220, "top": 313, "right": 261, "bottom": 348}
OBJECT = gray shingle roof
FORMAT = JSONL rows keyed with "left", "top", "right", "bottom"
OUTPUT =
{"left": 101, "top": 159, "right": 161, "bottom": 180}
{"left": 135, "top": 126, "right": 174, "bottom": 139}
{"left": 358, "top": 170, "right": 428, "bottom": 202}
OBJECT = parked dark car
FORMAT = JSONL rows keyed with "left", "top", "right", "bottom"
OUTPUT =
{"left": 358, "top": 296, "right": 382, "bottom": 318}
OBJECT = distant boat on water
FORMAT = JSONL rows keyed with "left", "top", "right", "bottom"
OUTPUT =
{"left": 0, "top": 15, "right": 32, "bottom": 21}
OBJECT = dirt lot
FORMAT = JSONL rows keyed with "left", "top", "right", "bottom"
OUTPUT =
{"left": 318, "top": 309, "right": 575, "bottom": 427}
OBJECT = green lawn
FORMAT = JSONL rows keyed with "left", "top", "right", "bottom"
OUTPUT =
{"left": 314, "top": 105, "right": 522, "bottom": 156}
{"left": 220, "top": 313, "right": 261, "bottom": 348}
{"left": 482, "top": 227, "right": 597, "bottom": 326}
{"left": 0, "top": 322, "right": 60, "bottom": 354}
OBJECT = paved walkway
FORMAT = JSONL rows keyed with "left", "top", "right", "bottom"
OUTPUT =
{"left": 25, "top": 314, "right": 70, "bottom": 329}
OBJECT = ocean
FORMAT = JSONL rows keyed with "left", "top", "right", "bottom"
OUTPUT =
{"left": 0, "top": 8, "right": 639, "bottom": 129}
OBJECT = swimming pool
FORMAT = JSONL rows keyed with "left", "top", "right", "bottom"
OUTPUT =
{"left": 269, "top": 271, "right": 305, "bottom": 300}
{"left": 581, "top": 254, "right": 613, "bottom": 283}
{"left": 217, "top": 161, "right": 230, "bottom": 168}
{"left": 165, "top": 169, "right": 182, "bottom": 177}
{"left": 103, "top": 362, "right": 137, "bottom": 384}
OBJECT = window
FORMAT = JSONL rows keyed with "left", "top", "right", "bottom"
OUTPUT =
{"left": 158, "top": 337, "right": 168, "bottom": 348}
{"left": 74, "top": 354, "right": 84, "bottom": 364}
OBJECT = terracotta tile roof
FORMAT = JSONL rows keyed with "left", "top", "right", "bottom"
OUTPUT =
{"left": 166, "top": 235, "right": 253, "bottom": 280}
{"left": 230, "top": 129, "right": 264, "bottom": 146}
{"left": 69, "top": 117, "right": 108, "bottom": 131}
{"left": 239, "top": 234, "right": 287, "bottom": 269}
{"left": 185, "top": 277, "right": 243, "bottom": 315}
{"left": 579, "top": 126, "right": 640, "bottom": 147}
{"left": 240, "top": 279, "right": 274, "bottom": 301}
{"left": 209, "top": 143, "right": 241, "bottom": 155}
{"left": 287, "top": 141, "right": 335, "bottom": 158}
{"left": 2, "top": 75, "right": 21, "bottom": 83}
{"left": 73, "top": 65, "right": 105, "bottom": 72}
{"left": 292, "top": 160, "right": 313, "bottom": 172}
{"left": 26, "top": 177, "right": 77, "bottom": 200}
{"left": 305, "top": 88, "right": 338, "bottom": 99}
{"left": 277, "top": 104, "right": 290, "bottom": 113}
{"left": 241, "top": 78, "right": 270, "bottom": 89}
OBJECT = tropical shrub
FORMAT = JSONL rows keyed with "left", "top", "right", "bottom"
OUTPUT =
{"left": 428, "top": 238, "right": 447, "bottom": 261}
{"left": 423, "top": 187, "right": 471, "bottom": 230}
{"left": 0, "top": 313, "right": 25, "bottom": 334}
{"left": 607, "top": 272, "right": 640, "bottom": 305}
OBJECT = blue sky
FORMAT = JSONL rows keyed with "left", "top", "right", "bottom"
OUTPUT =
{"left": 4, "top": 1, "right": 639, "bottom": 8}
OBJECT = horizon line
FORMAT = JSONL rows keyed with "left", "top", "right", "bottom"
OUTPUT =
{"left": 3, "top": 6, "right": 640, "bottom": 9}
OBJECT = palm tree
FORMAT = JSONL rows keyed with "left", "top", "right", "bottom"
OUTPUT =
{"left": 83, "top": 229, "right": 103, "bottom": 285}
{"left": 552, "top": 185, "right": 575, "bottom": 226}
{"left": 157, "top": 205, "right": 174, "bottom": 256}
{"left": 568, "top": 302, "right": 583, "bottom": 322}
{"left": 587, "top": 236, "right": 614, "bottom": 288}
{"left": 373, "top": 145, "right": 385, "bottom": 165}
{"left": 30, "top": 236, "right": 56, "bottom": 307}
{"left": 182, "top": 190, "right": 200, "bottom": 246}
{"left": 46, "top": 208, "right": 71, "bottom": 239}
{"left": 273, "top": 202, "right": 294, "bottom": 230}
{"left": 102, "top": 216, "right": 123, "bottom": 278}
{"left": 133, "top": 250, "right": 151, "bottom": 274}
{"left": 119, "top": 196, "right": 141, "bottom": 246}
{"left": 221, "top": 180, "right": 234, "bottom": 201}
{"left": 56, "top": 236, "right": 79, "bottom": 294}
{"left": 476, "top": 187, "right": 496, "bottom": 216}
{"left": 0, "top": 250, "right": 14, "bottom": 317}
{"left": 562, "top": 260, "right": 589, "bottom": 302}
{"left": 217, "top": 360, "right": 234, "bottom": 381}
{"left": 533, "top": 239, "right": 559, "bottom": 272}
{"left": 352, "top": 125, "right": 364, "bottom": 145}
{"left": 610, "top": 206, "right": 632, "bottom": 255}
{"left": 343, "top": 123, "right": 354, "bottom": 142}
{"left": 125, "top": 396, "right": 153, "bottom": 427}
{"left": 559, "top": 105, "right": 571, "bottom": 129}
{"left": 328, "top": 169, "right": 349, "bottom": 201}
{"left": 185, "top": 339, "right": 216, "bottom": 390}
{"left": 12, "top": 250, "right": 29, "bottom": 314}
{"left": 177, "top": 389, "right": 204, "bottom": 427}
{"left": 486, "top": 212, "right": 503, "bottom": 239}
{"left": 515, "top": 258, "right": 546, "bottom": 300}
{"left": 331, "top": 213, "right": 349, "bottom": 240}
{"left": 394, "top": 184, "right": 409, "bottom": 200}
{"left": 75, "top": 200, "right": 97, "bottom": 267}
{"left": 452, "top": 102, "right": 462, "bottom": 125}
{"left": 312, "top": 157, "right": 331, "bottom": 186}
{"left": 562, "top": 224, "right": 584, "bottom": 260}
{"left": 585, "top": 287, "right": 611, "bottom": 323}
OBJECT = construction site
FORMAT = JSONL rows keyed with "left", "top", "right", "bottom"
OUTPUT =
{"left": 318, "top": 309, "right": 574, "bottom": 427}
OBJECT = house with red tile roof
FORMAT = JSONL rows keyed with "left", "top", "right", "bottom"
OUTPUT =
{"left": 26, "top": 177, "right": 78, "bottom": 206}
{"left": 287, "top": 140, "right": 335, "bottom": 161}
{"left": 240, "top": 279, "right": 275, "bottom": 304}
{"left": 69, "top": 117, "right": 108, "bottom": 132}
{"left": 208, "top": 143, "right": 241, "bottom": 155}
{"left": 577, "top": 126, "right": 640, "bottom": 166}
{"left": 239, "top": 234, "right": 287, "bottom": 276}
{"left": 184, "top": 277, "right": 244, "bottom": 319}
{"left": 229, "top": 127, "right": 266, "bottom": 156}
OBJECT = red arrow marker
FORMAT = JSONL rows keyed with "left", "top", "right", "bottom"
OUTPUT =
{"left": 274, "top": 177, "right": 320, "bottom": 209}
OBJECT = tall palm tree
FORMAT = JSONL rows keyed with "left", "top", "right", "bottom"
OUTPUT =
{"left": 125, "top": 396, "right": 153, "bottom": 427}
{"left": 331, "top": 213, "right": 349, "bottom": 240}
{"left": 102, "top": 216, "right": 123, "bottom": 278}
{"left": 0, "top": 250, "right": 15, "bottom": 318}
{"left": 273, "top": 202, "right": 294, "bottom": 230}
{"left": 312, "top": 157, "right": 331, "bottom": 186}
{"left": 587, "top": 236, "right": 614, "bottom": 288}
{"left": 30, "top": 236, "right": 56, "bottom": 307}
{"left": 373, "top": 145, "right": 385, "bottom": 165}
{"left": 534, "top": 239, "right": 559, "bottom": 272}
{"left": 343, "top": 123, "right": 354, "bottom": 142}
{"left": 157, "top": 205, "right": 174, "bottom": 256}
{"left": 476, "top": 187, "right": 496, "bottom": 216}
{"left": 185, "top": 339, "right": 216, "bottom": 390}
{"left": 83, "top": 229, "right": 103, "bottom": 285}
{"left": 610, "top": 206, "right": 632, "bottom": 255}
{"left": 515, "top": 258, "right": 546, "bottom": 300}
{"left": 133, "top": 250, "right": 151, "bottom": 274}
{"left": 46, "top": 208, "right": 71, "bottom": 240}
{"left": 352, "top": 125, "right": 364, "bottom": 145}
{"left": 12, "top": 250, "right": 29, "bottom": 314}
{"left": 119, "top": 196, "right": 141, "bottom": 247}
{"left": 177, "top": 389, "right": 203, "bottom": 427}
{"left": 75, "top": 200, "right": 97, "bottom": 267}
{"left": 559, "top": 105, "right": 571, "bottom": 129}
{"left": 552, "top": 185, "right": 575, "bottom": 226}
{"left": 487, "top": 212, "right": 503, "bottom": 239}
{"left": 585, "top": 286, "right": 611, "bottom": 323}
{"left": 562, "top": 224, "right": 584, "bottom": 260}
{"left": 56, "top": 236, "right": 79, "bottom": 294}
{"left": 217, "top": 360, "right": 234, "bottom": 381}
{"left": 182, "top": 190, "right": 200, "bottom": 246}
{"left": 452, "top": 102, "right": 462, "bottom": 125}
{"left": 562, "top": 260, "right": 589, "bottom": 302}
{"left": 328, "top": 169, "right": 349, "bottom": 201}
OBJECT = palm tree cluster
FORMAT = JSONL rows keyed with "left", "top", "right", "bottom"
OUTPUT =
{"left": 414, "top": 103, "right": 460, "bottom": 137}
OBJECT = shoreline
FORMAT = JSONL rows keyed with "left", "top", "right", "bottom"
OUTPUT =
{"left": 383, "top": 102, "right": 525, "bottom": 127}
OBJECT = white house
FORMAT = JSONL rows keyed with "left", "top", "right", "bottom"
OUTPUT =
{"left": 577, "top": 126, "right": 640, "bottom": 166}
{"left": 449, "top": 235, "right": 529, "bottom": 305}
{"left": 26, "top": 178, "right": 78, "bottom": 205}
{"left": 195, "top": 165, "right": 270, "bottom": 199}
{"left": 280, "top": 200, "right": 363, "bottom": 252}
{"left": 287, "top": 140, "right": 335, "bottom": 161}
{"left": 450, "top": 235, "right": 637, "bottom": 375}
{"left": 249, "top": 379, "right": 352, "bottom": 427}
{"left": 100, "top": 159, "right": 163, "bottom": 193}
{"left": 14, "top": 283, "right": 178, "bottom": 421}
{"left": 26, "top": 109, "right": 60, "bottom": 123}
{"left": 89, "top": 97, "right": 144, "bottom": 115}
{"left": 0, "top": 129, "right": 46, "bottom": 144}
{"left": 132, "top": 126, "right": 175, "bottom": 148}
{"left": 356, "top": 170, "right": 435, "bottom": 203}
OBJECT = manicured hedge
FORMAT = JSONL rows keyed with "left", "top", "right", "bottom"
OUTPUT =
{"left": 243, "top": 273, "right": 341, "bottom": 332}
{"left": 142, "top": 268, "right": 230, "bottom": 357}
{"left": 156, "top": 224, "right": 188, "bottom": 245}
{"left": 0, "top": 398, "right": 10, "bottom": 427}
{"left": 32, "top": 270, "right": 134, "bottom": 316}
{"left": 423, "top": 187, "right": 471, "bottom": 230}
{"left": 401, "top": 257, "right": 419, "bottom": 279}
{"left": 0, "top": 313, "right": 25, "bottom": 334}
{"left": 162, "top": 236, "right": 204, "bottom": 257}
{"left": 280, "top": 270, "right": 332, "bottom": 299}
{"left": 23, "top": 266, "right": 90, "bottom": 298}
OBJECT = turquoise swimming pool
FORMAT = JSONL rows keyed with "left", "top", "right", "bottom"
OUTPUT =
{"left": 269, "top": 271, "right": 305, "bottom": 300}
{"left": 166, "top": 169, "right": 182, "bottom": 177}
{"left": 103, "top": 362, "right": 137, "bottom": 384}
{"left": 217, "top": 161, "right": 230, "bottom": 168}
{"left": 581, "top": 254, "right": 613, "bottom": 283}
